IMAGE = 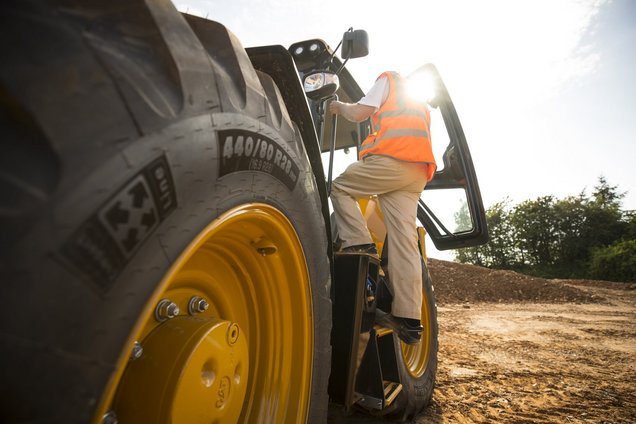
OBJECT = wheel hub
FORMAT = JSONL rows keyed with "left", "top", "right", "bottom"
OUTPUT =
{"left": 114, "top": 317, "right": 249, "bottom": 423}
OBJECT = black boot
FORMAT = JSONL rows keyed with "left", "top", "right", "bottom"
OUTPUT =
{"left": 375, "top": 310, "right": 422, "bottom": 345}
{"left": 342, "top": 243, "right": 378, "bottom": 255}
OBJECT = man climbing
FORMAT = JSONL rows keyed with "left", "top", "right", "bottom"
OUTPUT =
{"left": 329, "top": 70, "right": 436, "bottom": 344}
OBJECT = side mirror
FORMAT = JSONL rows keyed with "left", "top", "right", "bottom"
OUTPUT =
{"left": 341, "top": 29, "right": 369, "bottom": 59}
{"left": 303, "top": 71, "right": 340, "bottom": 100}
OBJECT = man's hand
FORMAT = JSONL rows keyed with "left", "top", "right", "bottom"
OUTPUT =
{"left": 328, "top": 100, "right": 376, "bottom": 123}
{"left": 328, "top": 100, "right": 344, "bottom": 115}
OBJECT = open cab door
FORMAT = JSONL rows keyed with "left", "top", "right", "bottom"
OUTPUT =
{"left": 413, "top": 64, "right": 488, "bottom": 250}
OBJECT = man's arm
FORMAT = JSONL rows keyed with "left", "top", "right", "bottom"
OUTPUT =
{"left": 328, "top": 75, "right": 388, "bottom": 122}
{"left": 328, "top": 101, "right": 376, "bottom": 122}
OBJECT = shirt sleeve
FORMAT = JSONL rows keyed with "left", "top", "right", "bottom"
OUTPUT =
{"left": 357, "top": 76, "right": 389, "bottom": 110}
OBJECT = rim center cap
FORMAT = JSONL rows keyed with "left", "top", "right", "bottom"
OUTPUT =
{"left": 115, "top": 317, "right": 249, "bottom": 423}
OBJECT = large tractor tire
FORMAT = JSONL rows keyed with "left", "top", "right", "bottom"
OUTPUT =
{"left": 0, "top": 2, "right": 331, "bottom": 423}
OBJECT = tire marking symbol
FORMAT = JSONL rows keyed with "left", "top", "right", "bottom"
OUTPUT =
{"left": 99, "top": 177, "right": 158, "bottom": 256}
{"left": 59, "top": 156, "right": 177, "bottom": 292}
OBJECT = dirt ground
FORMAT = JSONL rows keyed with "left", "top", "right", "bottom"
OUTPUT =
{"left": 329, "top": 259, "right": 636, "bottom": 423}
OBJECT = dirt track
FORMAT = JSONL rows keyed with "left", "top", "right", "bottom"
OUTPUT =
{"left": 329, "top": 260, "right": 636, "bottom": 423}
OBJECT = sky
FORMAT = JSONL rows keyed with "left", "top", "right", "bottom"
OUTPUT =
{"left": 173, "top": 0, "right": 636, "bottom": 256}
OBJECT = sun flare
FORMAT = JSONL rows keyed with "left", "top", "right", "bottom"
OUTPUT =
{"left": 406, "top": 70, "right": 437, "bottom": 104}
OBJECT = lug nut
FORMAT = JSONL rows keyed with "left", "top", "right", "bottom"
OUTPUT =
{"left": 102, "top": 411, "right": 118, "bottom": 424}
{"left": 188, "top": 296, "right": 209, "bottom": 315}
{"left": 129, "top": 341, "right": 143, "bottom": 361}
{"left": 155, "top": 299, "right": 180, "bottom": 322}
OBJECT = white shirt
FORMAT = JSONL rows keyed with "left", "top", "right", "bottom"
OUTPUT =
{"left": 357, "top": 76, "right": 390, "bottom": 111}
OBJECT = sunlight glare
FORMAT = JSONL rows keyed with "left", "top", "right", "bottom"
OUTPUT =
{"left": 406, "top": 70, "right": 436, "bottom": 105}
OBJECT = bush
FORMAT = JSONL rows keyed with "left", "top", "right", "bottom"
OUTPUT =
{"left": 588, "top": 239, "right": 636, "bottom": 283}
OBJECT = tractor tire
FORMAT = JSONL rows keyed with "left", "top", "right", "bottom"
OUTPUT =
{"left": 0, "top": 2, "right": 331, "bottom": 423}
{"left": 387, "top": 260, "right": 439, "bottom": 420}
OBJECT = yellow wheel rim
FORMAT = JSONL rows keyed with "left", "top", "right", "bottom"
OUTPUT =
{"left": 401, "top": 288, "right": 432, "bottom": 378}
{"left": 95, "top": 203, "right": 314, "bottom": 423}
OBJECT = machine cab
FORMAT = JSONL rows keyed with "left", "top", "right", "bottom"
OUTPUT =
{"left": 289, "top": 35, "right": 488, "bottom": 251}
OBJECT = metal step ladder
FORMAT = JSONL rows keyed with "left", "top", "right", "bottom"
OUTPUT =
{"left": 329, "top": 252, "right": 403, "bottom": 412}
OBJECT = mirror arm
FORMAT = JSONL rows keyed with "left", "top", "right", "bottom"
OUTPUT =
{"left": 335, "top": 57, "right": 350, "bottom": 76}
{"left": 325, "top": 27, "right": 353, "bottom": 68}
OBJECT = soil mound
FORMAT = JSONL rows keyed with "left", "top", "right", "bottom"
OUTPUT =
{"left": 426, "top": 258, "right": 634, "bottom": 305}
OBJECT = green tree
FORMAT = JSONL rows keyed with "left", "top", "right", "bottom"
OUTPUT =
{"left": 454, "top": 200, "right": 515, "bottom": 268}
{"left": 453, "top": 200, "right": 472, "bottom": 233}
{"left": 509, "top": 196, "right": 560, "bottom": 269}
{"left": 453, "top": 200, "right": 484, "bottom": 265}
{"left": 553, "top": 193, "right": 589, "bottom": 277}
{"left": 454, "top": 176, "right": 634, "bottom": 282}
{"left": 580, "top": 177, "right": 629, "bottom": 250}
{"left": 589, "top": 239, "right": 636, "bottom": 282}
{"left": 483, "top": 200, "right": 516, "bottom": 268}
{"left": 626, "top": 211, "right": 636, "bottom": 240}
{"left": 591, "top": 176, "right": 624, "bottom": 209}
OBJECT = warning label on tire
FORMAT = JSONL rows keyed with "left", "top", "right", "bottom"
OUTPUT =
{"left": 59, "top": 156, "right": 177, "bottom": 292}
{"left": 218, "top": 129, "right": 299, "bottom": 190}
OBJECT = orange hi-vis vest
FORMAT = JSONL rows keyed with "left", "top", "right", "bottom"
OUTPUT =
{"left": 359, "top": 71, "right": 437, "bottom": 181}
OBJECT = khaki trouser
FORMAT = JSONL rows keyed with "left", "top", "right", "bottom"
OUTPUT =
{"left": 331, "top": 155, "right": 428, "bottom": 320}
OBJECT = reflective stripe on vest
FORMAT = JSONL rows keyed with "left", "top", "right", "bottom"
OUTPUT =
{"left": 379, "top": 109, "right": 429, "bottom": 119}
{"left": 359, "top": 72, "right": 437, "bottom": 180}
{"left": 362, "top": 129, "right": 429, "bottom": 150}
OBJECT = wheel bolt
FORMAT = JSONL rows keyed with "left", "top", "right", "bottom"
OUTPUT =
{"left": 155, "top": 299, "right": 180, "bottom": 322}
{"left": 102, "top": 411, "right": 118, "bottom": 424}
{"left": 188, "top": 296, "right": 209, "bottom": 315}
{"left": 129, "top": 341, "right": 143, "bottom": 361}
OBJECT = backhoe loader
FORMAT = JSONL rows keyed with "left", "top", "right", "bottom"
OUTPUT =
{"left": 0, "top": 1, "right": 487, "bottom": 422}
